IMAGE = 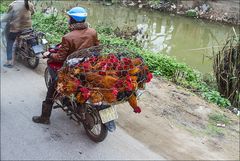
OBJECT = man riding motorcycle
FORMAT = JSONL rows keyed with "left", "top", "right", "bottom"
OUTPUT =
{"left": 32, "top": 7, "right": 99, "bottom": 124}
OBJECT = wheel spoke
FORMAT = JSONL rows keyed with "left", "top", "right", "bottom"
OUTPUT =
{"left": 91, "top": 124, "right": 101, "bottom": 135}
{"left": 29, "top": 58, "right": 36, "bottom": 65}
{"left": 86, "top": 106, "right": 102, "bottom": 136}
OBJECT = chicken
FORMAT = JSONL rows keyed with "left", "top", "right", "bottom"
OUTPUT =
{"left": 89, "top": 88, "right": 118, "bottom": 104}
{"left": 76, "top": 87, "right": 90, "bottom": 104}
{"left": 89, "top": 90, "right": 103, "bottom": 103}
{"left": 57, "top": 70, "right": 81, "bottom": 96}
{"left": 57, "top": 53, "right": 153, "bottom": 113}
{"left": 101, "top": 89, "right": 118, "bottom": 103}
{"left": 127, "top": 94, "right": 141, "bottom": 113}
{"left": 130, "top": 75, "right": 138, "bottom": 90}
{"left": 85, "top": 73, "right": 119, "bottom": 103}
{"left": 58, "top": 77, "right": 81, "bottom": 96}
{"left": 86, "top": 73, "right": 118, "bottom": 88}
{"left": 132, "top": 58, "right": 143, "bottom": 66}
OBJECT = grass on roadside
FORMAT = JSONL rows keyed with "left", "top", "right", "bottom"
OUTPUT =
{"left": 204, "top": 112, "right": 231, "bottom": 137}
{"left": 208, "top": 113, "right": 230, "bottom": 125}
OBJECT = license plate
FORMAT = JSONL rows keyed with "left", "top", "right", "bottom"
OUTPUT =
{"left": 32, "top": 44, "right": 44, "bottom": 54}
{"left": 99, "top": 106, "right": 118, "bottom": 124}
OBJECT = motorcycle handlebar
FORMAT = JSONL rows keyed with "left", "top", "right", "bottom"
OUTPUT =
{"left": 38, "top": 31, "right": 45, "bottom": 36}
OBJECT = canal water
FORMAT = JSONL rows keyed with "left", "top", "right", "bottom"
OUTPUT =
{"left": 37, "top": 1, "right": 238, "bottom": 73}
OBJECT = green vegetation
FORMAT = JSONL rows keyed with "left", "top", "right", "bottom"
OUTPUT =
{"left": 213, "top": 36, "right": 240, "bottom": 108}
{"left": 0, "top": 1, "right": 10, "bottom": 13}
{"left": 205, "top": 123, "right": 224, "bottom": 136}
{"left": 186, "top": 9, "right": 197, "bottom": 17}
{"left": 205, "top": 112, "right": 231, "bottom": 136}
{"left": 176, "top": 111, "right": 231, "bottom": 137}
{"left": 208, "top": 113, "right": 230, "bottom": 125}
{"left": 32, "top": 12, "right": 69, "bottom": 44}
{"left": 0, "top": 1, "right": 232, "bottom": 108}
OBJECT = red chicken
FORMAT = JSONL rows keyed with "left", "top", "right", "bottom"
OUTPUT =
{"left": 57, "top": 53, "right": 153, "bottom": 113}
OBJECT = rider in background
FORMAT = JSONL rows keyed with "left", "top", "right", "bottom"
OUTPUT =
{"left": 32, "top": 7, "right": 99, "bottom": 124}
{"left": 2, "top": 0, "right": 35, "bottom": 68}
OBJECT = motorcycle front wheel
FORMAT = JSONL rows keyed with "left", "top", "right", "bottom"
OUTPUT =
{"left": 44, "top": 67, "right": 52, "bottom": 88}
{"left": 83, "top": 105, "right": 108, "bottom": 143}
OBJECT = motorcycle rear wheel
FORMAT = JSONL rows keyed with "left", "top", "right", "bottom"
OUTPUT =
{"left": 27, "top": 56, "right": 39, "bottom": 69}
{"left": 83, "top": 105, "right": 108, "bottom": 143}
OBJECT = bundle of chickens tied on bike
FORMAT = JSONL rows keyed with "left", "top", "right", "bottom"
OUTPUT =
{"left": 56, "top": 51, "right": 153, "bottom": 113}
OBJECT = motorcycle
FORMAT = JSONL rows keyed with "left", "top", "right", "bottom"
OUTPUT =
{"left": 15, "top": 28, "right": 48, "bottom": 68}
{"left": 43, "top": 45, "right": 118, "bottom": 143}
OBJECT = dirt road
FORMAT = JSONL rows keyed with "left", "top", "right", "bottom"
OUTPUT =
{"left": 117, "top": 78, "right": 239, "bottom": 160}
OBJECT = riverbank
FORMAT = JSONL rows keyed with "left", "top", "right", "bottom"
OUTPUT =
{"left": 119, "top": 0, "right": 240, "bottom": 25}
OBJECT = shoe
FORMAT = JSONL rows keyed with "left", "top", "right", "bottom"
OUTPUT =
{"left": 32, "top": 116, "right": 50, "bottom": 124}
{"left": 3, "top": 64, "right": 13, "bottom": 68}
{"left": 32, "top": 101, "right": 52, "bottom": 125}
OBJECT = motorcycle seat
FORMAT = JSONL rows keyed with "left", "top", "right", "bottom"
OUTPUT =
{"left": 21, "top": 28, "right": 34, "bottom": 35}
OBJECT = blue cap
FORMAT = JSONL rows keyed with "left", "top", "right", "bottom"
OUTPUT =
{"left": 67, "top": 7, "right": 87, "bottom": 22}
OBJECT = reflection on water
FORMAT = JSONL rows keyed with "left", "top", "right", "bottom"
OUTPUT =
{"left": 37, "top": 1, "right": 238, "bottom": 73}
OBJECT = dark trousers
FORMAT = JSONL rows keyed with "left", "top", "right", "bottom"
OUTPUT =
{"left": 43, "top": 67, "right": 58, "bottom": 116}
